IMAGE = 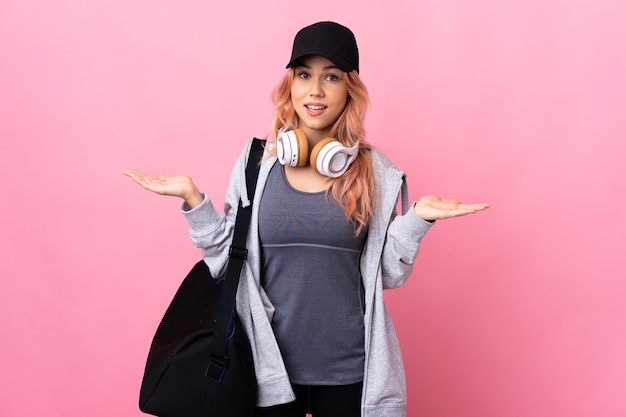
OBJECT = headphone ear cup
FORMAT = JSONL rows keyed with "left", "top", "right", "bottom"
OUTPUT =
{"left": 310, "top": 137, "right": 338, "bottom": 173}
{"left": 277, "top": 129, "right": 309, "bottom": 167}
{"left": 310, "top": 137, "right": 358, "bottom": 178}
{"left": 292, "top": 129, "right": 309, "bottom": 167}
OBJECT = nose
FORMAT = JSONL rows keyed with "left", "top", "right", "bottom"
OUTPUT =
{"left": 309, "top": 77, "right": 324, "bottom": 97}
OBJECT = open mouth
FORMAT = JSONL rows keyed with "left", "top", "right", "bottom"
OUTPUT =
{"left": 305, "top": 104, "right": 327, "bottom": 110}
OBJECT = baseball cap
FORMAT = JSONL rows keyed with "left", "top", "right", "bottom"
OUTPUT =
{"left": 286, "top": 21, "right": 359, "bottom": 73}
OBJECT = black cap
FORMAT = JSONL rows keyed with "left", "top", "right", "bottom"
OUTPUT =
{"left": 286, "top": 21, "right": 359, "bottom": 73}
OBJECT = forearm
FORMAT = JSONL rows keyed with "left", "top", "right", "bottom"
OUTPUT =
{"left": 380, "top": 210, "right": 434, "bottom": 289}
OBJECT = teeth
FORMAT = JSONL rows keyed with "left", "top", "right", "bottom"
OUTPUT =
{"left": 307, "top": 105, "right": 325, "bottom": 110}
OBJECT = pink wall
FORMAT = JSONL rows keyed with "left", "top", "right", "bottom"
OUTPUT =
{"left": 1, "top": 0, "right": 625, "bottom": 416}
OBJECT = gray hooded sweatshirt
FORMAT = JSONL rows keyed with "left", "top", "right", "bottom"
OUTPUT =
{"left": 182, "top": 139, "right": 433, "bottom": 417}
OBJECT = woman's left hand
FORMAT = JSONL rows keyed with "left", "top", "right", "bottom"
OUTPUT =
{"left": 413, "top": 196, "right": 490, "bottom": 221}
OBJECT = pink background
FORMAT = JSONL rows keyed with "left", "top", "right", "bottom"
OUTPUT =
{"left": 1, "top": 0, "right": 625, "bottom": 416}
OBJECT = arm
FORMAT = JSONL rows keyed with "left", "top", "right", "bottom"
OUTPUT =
{"left": 182, "top": 150, "right": 248, "bottom": 278}
{"left": 380, "top": 197, "right": 490, "bottom": 289}
{"left": 380, "top": 208, "right": 434, "bottom": 289}
{"left": 122, "top": 142, "right": 251, "bottom": 278}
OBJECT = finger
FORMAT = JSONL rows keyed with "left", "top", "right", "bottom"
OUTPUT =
{"left": 123, "top": 169, "right": 152, "bottom": 182}
{"left": 452, "top": 204, "right": 490, "bottom": 216}
{"left": 464, "top": 203, "right": 490, "bottom": 210}
{"left": 125, "top": 172, "right": 162, "bottom": 191}
{"left": 122, "top": 169, "right": 139, "bottom": 178}
{"left": 123, "top": 170, "right": 146, "bottom": 184}
{"left": 123, "top": 168, "right": 150, "bottom": 177}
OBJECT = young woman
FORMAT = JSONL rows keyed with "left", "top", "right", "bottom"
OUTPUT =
{"left": 124, "top": 21, "right": 489, "bottom": 417}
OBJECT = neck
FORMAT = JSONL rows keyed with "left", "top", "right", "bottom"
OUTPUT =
{"left": 300, "top": 127, "right": 333, "bottom": 145}
{"left": 284, "top": 164, "right": 333, "bottom": 193}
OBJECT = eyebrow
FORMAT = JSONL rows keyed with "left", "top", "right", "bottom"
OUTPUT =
{"left": 295, "top": 63, "right": 341, "bottom": 71}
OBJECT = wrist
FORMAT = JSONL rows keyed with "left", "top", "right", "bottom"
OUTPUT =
{"left": 412, "top": 201, "right": 435, "bottom": 223}
{"left": 183, "top": 188, "right": 203, "bottom": 209}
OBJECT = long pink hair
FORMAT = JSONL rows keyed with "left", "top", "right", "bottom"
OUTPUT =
{"left": 268, "top": 67, "right": 375, "bottom": 235}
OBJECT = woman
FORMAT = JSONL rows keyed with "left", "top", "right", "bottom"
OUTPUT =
{"left": 124, "top": 21, "right": 489, "bottom": 417}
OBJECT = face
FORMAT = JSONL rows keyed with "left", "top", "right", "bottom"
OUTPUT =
{"left": 290, "top": 55, "right": 349, "bottom": 142}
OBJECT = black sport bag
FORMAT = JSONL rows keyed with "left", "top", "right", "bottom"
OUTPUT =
{"left": 139, "top": 139, "right": 264, "bottom": 417}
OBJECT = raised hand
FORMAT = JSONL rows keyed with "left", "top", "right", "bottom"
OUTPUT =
{"left": 413, "top": 195, "right": 490, "bottom": 221}
{"left": 122, "top": 169, "right": 204, "bottom": 209}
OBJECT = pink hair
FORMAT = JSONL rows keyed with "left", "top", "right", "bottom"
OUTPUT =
{"left": 269, "top": 68, "right": 375, "bottom": 234}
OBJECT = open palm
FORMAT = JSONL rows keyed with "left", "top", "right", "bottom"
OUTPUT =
{"left": 122, "top": 169, "right": 204, "bottom": 208}
{"left": 414, "top": 195, "right": 490, "bottom": 221}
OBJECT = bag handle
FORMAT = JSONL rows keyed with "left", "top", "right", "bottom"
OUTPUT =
{"left": 206, "top": 138, "right": 265, "bottom": 383}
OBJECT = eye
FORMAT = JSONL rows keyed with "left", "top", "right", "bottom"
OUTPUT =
{"left": 325, "top": 72, "right": 342, "bottom": 82}
{"left": 297, "top": 71, "right": 311, "bottom": 80}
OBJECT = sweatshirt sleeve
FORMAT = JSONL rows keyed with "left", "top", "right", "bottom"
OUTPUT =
{"left": 179, "top": 141, "right": 251, "bottom": 278}
{"left": 380, "top": 204, "right": 434, "bottom": 289}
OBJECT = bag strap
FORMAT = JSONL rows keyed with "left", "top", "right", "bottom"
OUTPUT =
{"left": 206, "top": 138, "right": 264, "bottom": 383}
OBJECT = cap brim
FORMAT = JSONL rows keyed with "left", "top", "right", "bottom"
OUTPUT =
{"left": 286, "top": 50, "right": 355, "bottom": 73}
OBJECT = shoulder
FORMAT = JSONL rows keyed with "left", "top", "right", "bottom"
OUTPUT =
{"left": 369, "top": 148, "right": 405, "bottom": 182}
{"left": 233, "top": 138, "right": 271, "bottom": 169}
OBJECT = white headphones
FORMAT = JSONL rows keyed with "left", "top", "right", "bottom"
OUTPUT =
{"left": 276, "top": 129, "right": 359, "bottom": 178}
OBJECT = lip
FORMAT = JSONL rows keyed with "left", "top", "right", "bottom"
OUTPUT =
{"left": 304, "top": 103, "right": 327, "bottom": 116}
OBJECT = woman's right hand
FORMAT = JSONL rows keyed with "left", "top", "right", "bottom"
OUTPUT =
{"left": 122, "top": 169, "right": 204, "bottom": 209}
